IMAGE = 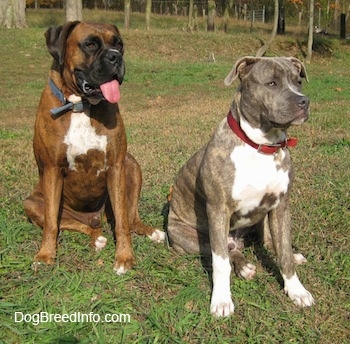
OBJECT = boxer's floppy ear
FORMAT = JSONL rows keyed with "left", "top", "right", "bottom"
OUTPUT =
{"left": 288, "top": 57, "right": 309, "bottom": 82}
{"left": 45, "top": 21, "right": 80, "bottom": 65}
{"left": 224, "top": 56, "right": 260, "bottom": 86}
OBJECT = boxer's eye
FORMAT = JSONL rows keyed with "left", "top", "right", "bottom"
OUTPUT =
{"left": 111, "top": 36, "right": 123, "bottom": 52}
{"left": 82, "top": 37, "right": 101, "bottom": 52}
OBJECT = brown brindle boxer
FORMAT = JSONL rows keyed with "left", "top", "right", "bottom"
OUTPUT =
{"left": 24, "top": 22, "right": 164, "bottom": 274}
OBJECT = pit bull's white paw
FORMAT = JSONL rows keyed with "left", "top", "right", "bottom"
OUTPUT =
{"left": 211, "top": 253, "right": 234, "bottom": 316}
{"left": 210, "top": 297, "right": 235, "bottom": 317}
{"left": 148, "top": 229, "right": 165, "bottom": 243}
{"left": 283, "top": 273, "right": 314, "bottom": 307}
{"left": 240, "top": 263, "right": 256, "bottom": 280}
{"left": 293, "top": 253, "right": 307, "bottom": 265}
{"left": 95, "top": 236, "right": 107, "bottom": 251}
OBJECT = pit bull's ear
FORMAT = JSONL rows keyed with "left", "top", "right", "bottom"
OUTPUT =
{"left": 288, "top": 57, "right": 309, "bottom": 82}
{"left": 45, "top": 21, "right": 80, "bottom": 65}
{"left": 224, "top": 56, "right": 260, "bottom": 86}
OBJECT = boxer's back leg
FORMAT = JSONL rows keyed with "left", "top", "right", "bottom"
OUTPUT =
{"left": 24, "top": 190, "right": 106, "bottom": 251}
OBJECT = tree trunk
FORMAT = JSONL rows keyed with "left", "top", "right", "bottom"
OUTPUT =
{"left": 188, "top": 0, "right": 194, "bottom": 31}
{"left": 145, "top": 0, "right": 152, "bottom": 30}
{"left": 256, "top": 0, "right": 278, "bottom": 57}
{"left": 223, "top": 0, "right": 230, "bottom": 32}
{"left": 207, "top": 0, "right": 216, "bottom": 31}
{"left": 277, "top": 0, "right": 285, "bottom": 35}
{"left": 124, "top": 0, "right": 131, "bottom": 29}
{"left": 0, "top": 0, "right": 26, "bottom": 28}
{"left": 65, "top": 0, "right": 83, "bottom": 22}
{"left": 306, "top": 0, "right": 314, "bottom": 63}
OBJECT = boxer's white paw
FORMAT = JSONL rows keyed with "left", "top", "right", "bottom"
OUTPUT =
{"left": 95, "top": 236, "right": 107, "bottom": 251}
{"left": 31, "top": 261, "right": 41, "bottom": 272}
{"left": 283, "top": 273, "right": 314, "bottom": 307}
{"left": 113, "top": 264, "right": 127, "bottom": 276}
{"left": 293, "top": 253, "right": 307, "bottom": 265}
{"left": 240, "top": 263, "right": 256, "bottom": 280}
{"left": 148, "top": 229, "right": 165, "bottom": 243}
{"left": 210, "top": 297, "right": 235, "bottom": 317}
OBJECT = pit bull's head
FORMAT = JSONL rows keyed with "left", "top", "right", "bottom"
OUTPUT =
{"left": 225, "top": 56, "right": 309, "bottom": 132}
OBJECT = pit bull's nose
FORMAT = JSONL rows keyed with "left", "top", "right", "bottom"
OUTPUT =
{"left": 298, "top": 96, "right": 309, "bottom": 109}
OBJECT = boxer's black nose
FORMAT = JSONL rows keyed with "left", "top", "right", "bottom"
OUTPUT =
{"left": 105, "top": 49, "right": 122, "bottom": 65}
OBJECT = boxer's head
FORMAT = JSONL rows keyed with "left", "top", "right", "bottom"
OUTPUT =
{"left": 45, "top": 21, "right": 125, "bottom": 104}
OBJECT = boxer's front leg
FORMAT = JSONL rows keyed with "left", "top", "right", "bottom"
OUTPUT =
{"left": 207, "top": 203, "right": 234, "bottom": 317}
{"left": 107, "top": 162, "right": 135, "bottom": 275}
{"left": 35, "top": 167, "right": 63, "bottom": 264}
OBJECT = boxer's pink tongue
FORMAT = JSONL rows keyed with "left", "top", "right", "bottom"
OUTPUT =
{"left": 100, "top": 80, "right": 120, "bottom": 103}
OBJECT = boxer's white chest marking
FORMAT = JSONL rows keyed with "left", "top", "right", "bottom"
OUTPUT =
{"left": 64, "top": 112, "right": 107, "bottom": 172}
{"left": 230, "top": 144, "right": 289, "bottom": 223}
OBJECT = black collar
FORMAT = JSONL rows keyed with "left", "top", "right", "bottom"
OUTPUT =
{"left": 49, "top": 79, "right": 88, "bottom": 118}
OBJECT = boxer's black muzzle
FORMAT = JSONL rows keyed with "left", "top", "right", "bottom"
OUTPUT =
{"left": 74, "top": 48, "right": 125, "bottom": 100}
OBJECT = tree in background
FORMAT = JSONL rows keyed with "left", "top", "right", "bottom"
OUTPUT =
{"left": 65, "top": 0, "right": 82, "bottom": 21}
{"left": 145, "top": 0, "right": 151, "bottom": 30}
{"left": 277, "top": 0, "right": 285, "bottom": 34}
{"left": 188, "top": 0, "right": 194, "bottom": 31}
{"left": 207, "top": 0, "right": 215, "bottom": 31}
{"left": 0, "top": 0, "right": 26, "bottom": 28}
{"left": 124, "top": 0, "right": 130, "bottom": 29}
{"left": 256, "top": 0, "right": 279, "bottom": 57}
{"left": 306, "top": 0, "right": 314, "bottom": 63}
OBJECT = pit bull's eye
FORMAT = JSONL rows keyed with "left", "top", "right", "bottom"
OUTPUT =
{"left": 267, "top": 81, "right": 277, "bottom": 87}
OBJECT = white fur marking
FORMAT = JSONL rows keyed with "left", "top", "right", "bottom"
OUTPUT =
{"left": 64, "top": 110, "right": 107, "bottom": 171}
{"left": 114, "top": 265, "right": 127, "bottom": 276}
{"left": 283, "top": 273, "right": 314, "bottom": 307}
{"left": 240, "top": 263, "right": 256, "bottom": 280}
{"left": 210, "top": 253, "right": 234, "bottom": 317}
{"left": 148, "top": 229, "right": 165, "bottom": 243}
{"left": 230, "top": 144, "right": 289, "bottom": 221}
{"left": 240, "top": 118, "right": 286, "bottom": 145}
{"left": 293, "top": 253, "right": 307, "bottom": 265}
{"left": 95, "top": 236, "right": 107, "bottom": 251}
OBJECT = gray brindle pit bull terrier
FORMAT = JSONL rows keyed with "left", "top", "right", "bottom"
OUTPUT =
{"left": 167, "top": 56, "right": 315, "bottom": 317}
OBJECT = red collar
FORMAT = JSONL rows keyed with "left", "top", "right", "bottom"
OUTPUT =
{"left": 227, "top": 111, "right": 298, "bottom": 154}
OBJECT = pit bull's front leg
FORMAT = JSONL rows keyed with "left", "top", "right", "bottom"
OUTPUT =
{"left": 268, "top": 199, "right": 314, "bottom": 307}
{"left": 207, "top": 203, "right": 234, "bottom": 317}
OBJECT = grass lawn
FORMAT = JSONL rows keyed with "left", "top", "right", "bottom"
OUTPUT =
{"left": 0, "top": 10, "right": 349, "bottom": 343}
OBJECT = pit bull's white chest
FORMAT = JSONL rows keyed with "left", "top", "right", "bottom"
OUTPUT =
{"left": 230, "top": 145, "right": 289, "bottom": 225}
{"left": 64, "top": 112, "right": 108, "bottom": 172}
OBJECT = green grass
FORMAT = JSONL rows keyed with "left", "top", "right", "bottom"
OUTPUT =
{"left": 1, "top": 9, "right": 349, "bottom": 343}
